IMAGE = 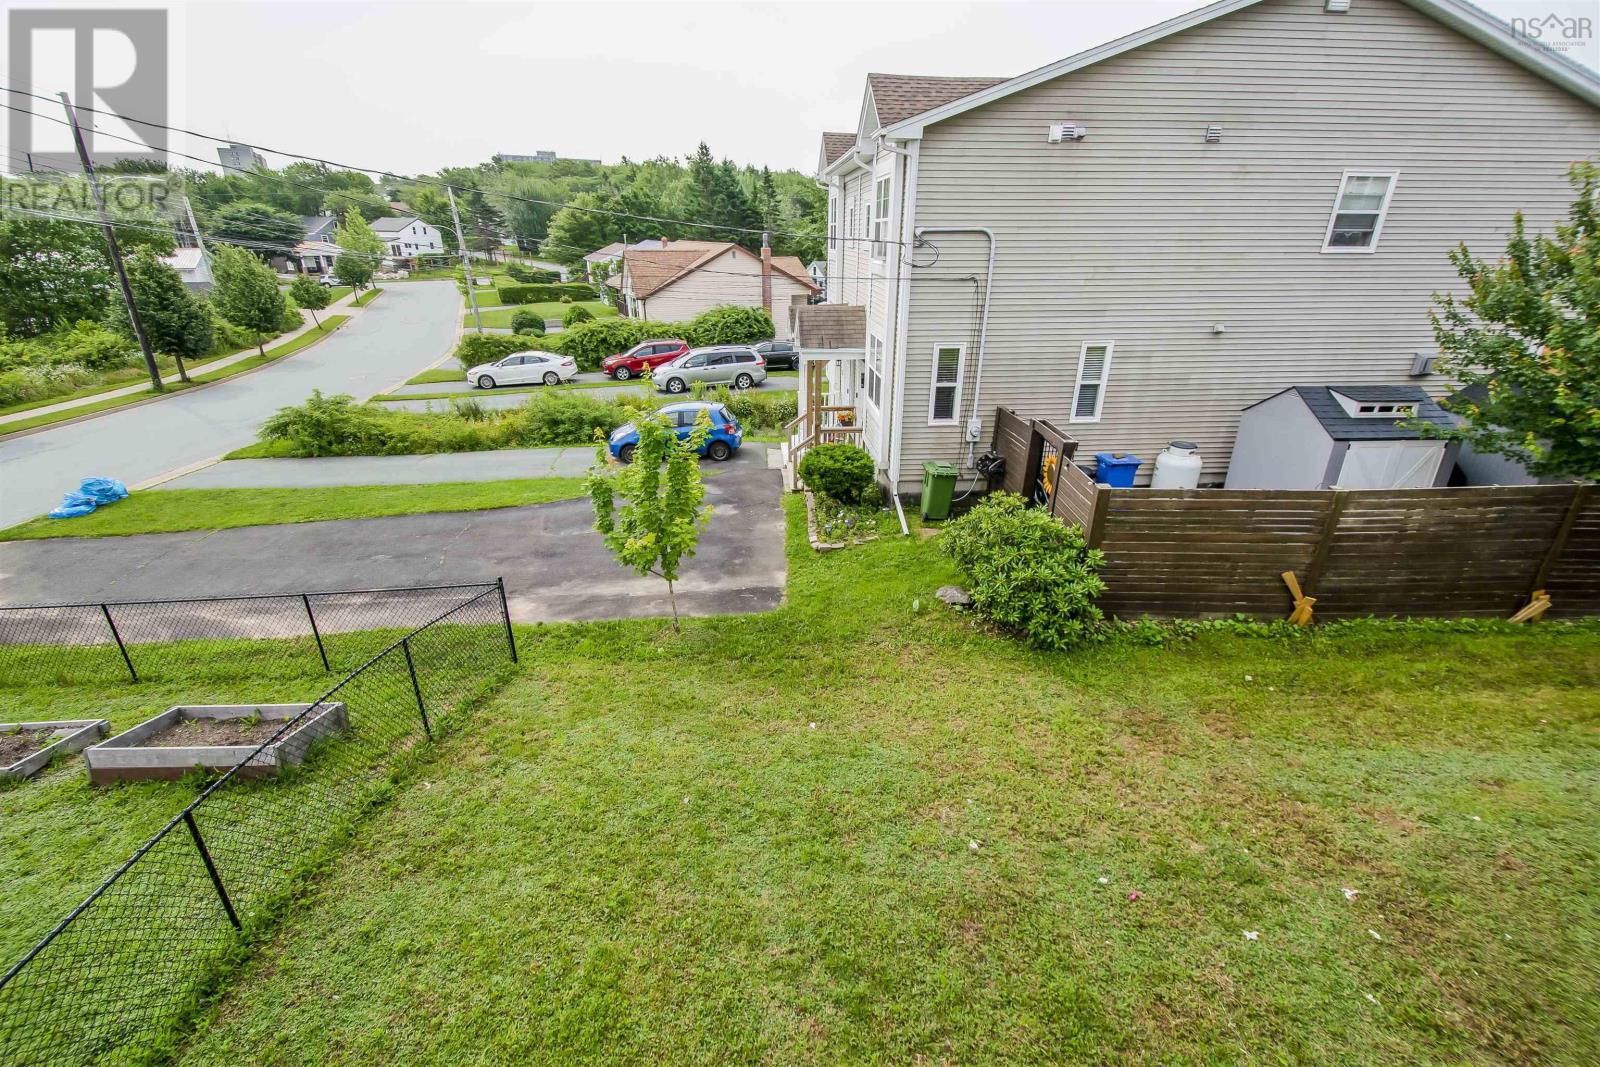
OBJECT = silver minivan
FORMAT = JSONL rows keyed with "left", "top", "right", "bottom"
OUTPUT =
{"left": 651, "top": 346, "right": 767, "bottom": 394}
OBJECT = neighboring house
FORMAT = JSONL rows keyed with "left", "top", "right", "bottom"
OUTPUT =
{"left": 159, "top": 246, "right": 213, "bottom": 292}
{"left": 301, "top": 215, "right": 339, "bottom": 243}
{"left": 611, "top": 239, "right": 819, "bottom": 339}
{"left": 294, "top": 216, "right": 341, "bottom": 274}
{"left": 582, "top": 239, "right": 664, "bottom": 282}
{"left": 801, "top": 0, "right": 1600, "bottom": 493}
{"left": 806, "top": 260, "right": 827, "bottom": 296}
{"left": 371, "top": 216, "right": 443, "bottom": 263}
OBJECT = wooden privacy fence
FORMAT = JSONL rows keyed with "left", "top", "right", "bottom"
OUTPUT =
{"left": 989, "top": 408, "right": 1599, "bottom": 621}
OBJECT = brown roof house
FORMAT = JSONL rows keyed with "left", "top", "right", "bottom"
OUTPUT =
{"left": 609, "top": 239, "right": 818, "bottom": 339}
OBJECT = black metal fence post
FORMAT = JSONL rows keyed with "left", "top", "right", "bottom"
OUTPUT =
{"left": 99, "top": 603, "right": 137, "bottom": 682}
{"left": 182, "top": 811, "right": 241, "bottom": 931}
{"left": 497, "top": 577, "right": 518, "bottom": 663}
{"left": 302, "top": 593, "right": 331, "bottom": 672}
{"left": 402, "top": 638, "right": 432, "bottom": 740}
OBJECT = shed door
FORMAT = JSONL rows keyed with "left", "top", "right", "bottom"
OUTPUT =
{"left": 1337, "top": 442, "right": 1444, "bottom": 489}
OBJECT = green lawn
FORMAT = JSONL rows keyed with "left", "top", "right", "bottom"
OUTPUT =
{"left": 462, "top": 301, "right": 616, "bottom": 329}
{"left": 353, "top": 288, "right": 383, "bottom": 307}
{"left": 0, "top": 477, "right": 587, "bottom": 539}
{"left": 405, "top": 367, "right": 464, "bottom": 386}
{"left": 171, "top": 500, "right": 1600, "bottom": 1064}
{"left": 0, "top": 318, "right": 350, "bottom": 439}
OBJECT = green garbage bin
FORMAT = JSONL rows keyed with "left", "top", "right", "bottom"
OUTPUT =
{"left": 921, "top": 461, "right": 959, "bottom": 521}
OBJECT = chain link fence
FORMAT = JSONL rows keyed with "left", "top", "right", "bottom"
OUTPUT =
{"left": 0, "top": 582, "right": 517, "bottom": 1066}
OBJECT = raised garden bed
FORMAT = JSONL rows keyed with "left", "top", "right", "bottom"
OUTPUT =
{"left": 84, "top": 703, "right": 347, "bottom": 785}
{"left": 1, "top": 720, "right": 109, "bottom": 781}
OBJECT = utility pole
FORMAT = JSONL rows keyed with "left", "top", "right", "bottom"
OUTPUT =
{"left": 448, "top": 186, "right": 482, "bottom": 335}
{"left": 59, "top": 92, "right": 163, "bottom": 392}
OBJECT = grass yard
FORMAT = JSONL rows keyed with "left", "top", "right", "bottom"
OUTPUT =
{"left": 172, "top": 499, "right": 1600, "bottom": 1065}
{"left": 352, "top": 288, "right": 383, "bottom": 308}
{"left": 0, "top": 318, "right": 350, "bottom": 439}
{"left": 405, "top": 367, "right": 465, "bottom": 386}
{"left": 463, "top": 301, "right": 616, "bottom": 329}
{"left": 0, "top": 478, "right": 587, "bottom": 539}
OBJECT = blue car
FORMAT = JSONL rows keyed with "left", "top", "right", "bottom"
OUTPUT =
{"left": 608, "top": 401, "right": 743, "bottom": 464}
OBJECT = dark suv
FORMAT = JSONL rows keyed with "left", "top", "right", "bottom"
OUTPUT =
{"left": 753, "top": 339, "right": 800, "bottom": 371}
{"left": 601, "top": 339, "right": 690, "bottom": 381}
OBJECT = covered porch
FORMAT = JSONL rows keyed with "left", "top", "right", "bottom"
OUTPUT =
{"left": 782, "top": 304, "right": 868, "bottom": 489}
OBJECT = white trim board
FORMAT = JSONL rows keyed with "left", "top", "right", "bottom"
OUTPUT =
{"left": 880, "top": 0, "right": 1600, "bottom": 139}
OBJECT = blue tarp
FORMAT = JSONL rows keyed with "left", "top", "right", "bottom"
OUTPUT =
{"left": 47, "top": 477, "right": 128, "bottom": 519}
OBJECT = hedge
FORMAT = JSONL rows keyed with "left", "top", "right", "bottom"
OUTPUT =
{"left": 455, "top": 334, "right": 542, "bottom": 369}
{"left": 496, "top": 282, "right": 599, "bottom": 305}
{"left": 505, "top": 264, "right": 561, "bottom": 284}
{"left": 529, "top": 305, "right": 779, "bottom": 372}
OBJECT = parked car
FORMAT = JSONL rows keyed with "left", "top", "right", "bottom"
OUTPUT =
{"left": 753, "top": 339, "right": 800, "bottom": 371}
{"left": 317, "top": 273, "right": 339, "bottom": 287}
{"left": 608, "top": 402, "right": 743, "bottom": 464}
{"left": 651, "top": 346, "right": 766, "bottom": 394}
{"left": 465, "top": 350, "right": 579, "bottom": 389}
{"left": 600, "top": 339, "right": 690, "bottom": 381}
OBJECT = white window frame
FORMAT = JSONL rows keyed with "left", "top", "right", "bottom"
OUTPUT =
{"left": 827, "top": 194, "right": 838, "bottom": 252}
{"left": 927, "top": 342, "right": 966, "bottom": 425}
{"left": 865, "top": 334, "right": 883, "bottom": 410}
{"left": 1321, "top": 170, "right": 1398, "bottom": 254}
{"left": 871, "top": 177, "right": 890, "bottom": 261}
{"left": 1070, "top": 341, "right": 1114, "bottom": 424}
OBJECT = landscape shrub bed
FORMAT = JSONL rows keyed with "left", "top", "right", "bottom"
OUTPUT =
{"left": 797, "top": 442, "right": 875, "bottom": 503}
{"left": 509, "top": 305, "right": 778, "bottom": 372}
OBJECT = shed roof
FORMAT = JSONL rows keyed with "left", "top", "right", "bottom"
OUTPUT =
{"left": 1288, "top": 385, "right": 1454, "bottom": 441}
{"left": 793, "top": 304, "right": 867, "bottom": 351}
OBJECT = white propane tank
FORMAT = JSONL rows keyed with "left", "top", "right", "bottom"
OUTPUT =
{"left": 1151, "top": 441, "right": 1203, "bottom": 489}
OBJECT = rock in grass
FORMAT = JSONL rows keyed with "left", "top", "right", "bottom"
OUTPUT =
{"left": 936, "top": 585, "right": 973, "bottom": 608}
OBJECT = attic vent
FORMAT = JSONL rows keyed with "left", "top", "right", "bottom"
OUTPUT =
{"left": 1204, "top": 124, "right": 1223, "bottom": 143}
{"left": 1047, "top": 122, "right": 1087, "bottom": 143}
{"left": 1325, "top": 0, "right": 1351, "bottom": 11}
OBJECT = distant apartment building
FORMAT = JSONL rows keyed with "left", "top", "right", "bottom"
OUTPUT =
{"left": 216, "top": 143, "right": 266, "bottom": 172}
{"left": 499, "top": 151, "right": 601, "bottom": 165}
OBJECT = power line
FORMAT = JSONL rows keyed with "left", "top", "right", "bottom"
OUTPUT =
{"left": 0, "top": 83, "right": 900, "bottom": 248}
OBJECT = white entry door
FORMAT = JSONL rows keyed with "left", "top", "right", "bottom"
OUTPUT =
{"left": 1337, "top": 441, "right": 1445, "bottom": 489}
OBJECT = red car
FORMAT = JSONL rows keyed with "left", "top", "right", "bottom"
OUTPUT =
{"left": 601, "top": 339, "right": 690, "bottom": 381}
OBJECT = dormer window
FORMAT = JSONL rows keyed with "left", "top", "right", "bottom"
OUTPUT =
{"left": 1354, "top": 402, "right": 1416, "bottom": 417}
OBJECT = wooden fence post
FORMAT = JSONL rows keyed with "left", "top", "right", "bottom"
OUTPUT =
{"left": 1301, "top": 491, "right": 1348, "bottom": 599}
{"left": 1528, "top": 483, "right": 1588, "bottom": 606}
{"left": 1086, "top": 487, "right": 1111, "bottom": 549}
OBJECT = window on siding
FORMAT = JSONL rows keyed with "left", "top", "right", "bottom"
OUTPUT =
{"left": 1323, "top": 172, "right": 1396, "bottom": 252}
{"left": 928, "top": 343, "right": 964, "bottom": 424}
{"left": 872, "top": 177, "right": 890, "bottom": 259}
{"left": 828, "top": 195, "right": 838, "bottom": 251}
{"left": 866, "top": 335, "right": 883, "bottom": 409}
{"left": 1071, "top": 342, "right": 1114, "bottom": 422}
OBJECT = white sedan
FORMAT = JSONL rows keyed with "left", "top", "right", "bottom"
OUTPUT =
{"left": 465, "top": 351, "right": 579, "bottom": 389}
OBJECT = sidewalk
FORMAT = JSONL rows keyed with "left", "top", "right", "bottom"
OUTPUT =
{"left": 0, "top": 290, "right": 366, "bottom": 428}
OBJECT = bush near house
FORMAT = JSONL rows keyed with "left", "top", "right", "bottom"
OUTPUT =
{"left": 562, "top": 304, "right": 594, "bottom": 328}
{"left": 941, "top": 492, "right": 1107, "bottom": 651}
{"left": 688, "top": 305, "right": 774, "bottom": 347}
{"left": 510, "top": 308, "right": 547, "bottom": 335}
{"left": 797, "top": 442, "right": 876, "bottom": 503}
{"left": 496, "top": 282, "right": 598, "bottom": 305}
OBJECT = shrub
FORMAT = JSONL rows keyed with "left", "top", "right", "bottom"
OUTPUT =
{"left": 536, "top": 317, "right": 661, "bottom": 371}
{"left": 510, "top": 308, "right": 547, "bottom": 335}
{"left": 455, "top": 333, "right": 546, "bottom": 370}
{"left": 0, "top": 363, "right": 99, "bottom": 407}
{"left": 797, "top": 442, "right": 876, "bottom": 503}
{"left": 562, "top": 304, "right": 595, "bottom": 328}
{"left": 496, "top": 282, "right": 598, "bottom": 305}
{"left": 940, "top": 492, "right": 1107, "bottom": 651}
{"left": 505, "top": 264, "right": 560, "bottom": 284}
{"left": 684, "top": 305, "right": 774, "bottom": 348}
{"left": 259, "top": 390, "right": 388, "bottom": 456}
{"left": 719, "top": 388, "right": 797, "bottom": 432}
{"left": 507, "top": 391, "right": 629, "bottom": 446}
{"left": 450, "top": 396, "right": 489, "bottom": 422}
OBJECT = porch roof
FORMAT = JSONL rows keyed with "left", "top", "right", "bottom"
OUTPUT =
{"left": 792, "top": 303, "right": 866, "bottom": 351}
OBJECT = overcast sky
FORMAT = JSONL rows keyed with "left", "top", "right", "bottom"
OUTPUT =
{"left": 7, "top": 0, "right": 1599, "bottom": 178}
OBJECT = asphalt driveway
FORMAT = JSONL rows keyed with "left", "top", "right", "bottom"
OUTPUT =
{"left": 0, "top": 450, "right": 786, "bottom": 623}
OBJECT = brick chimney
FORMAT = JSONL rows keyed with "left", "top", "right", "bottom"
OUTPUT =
{"left": 760, "top": 231, "right": 773, "bottom": 318}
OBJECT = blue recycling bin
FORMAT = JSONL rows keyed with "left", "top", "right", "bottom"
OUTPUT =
{"left": 1094, "top": 452, "right": 1142, "bottom": 487}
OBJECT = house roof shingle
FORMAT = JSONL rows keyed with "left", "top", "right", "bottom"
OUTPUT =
{"left": 371, "top": 216, "right": 419, "bottom": 234}
{"left": 623, "top": 243, "right": 819, "bottom": 299}
{"left": 866, "top": 73, "right": 1005, "bottom": 127}
{"left": 793, "top": 304, "right": 867, "bottom": 351}
{"left": 820, "top": 131, "right": 855, "bottom": 167}
{"left": 1291, "top": 385, "right": 1454, "bottom": 441}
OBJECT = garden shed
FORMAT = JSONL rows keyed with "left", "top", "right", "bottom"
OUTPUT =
{"left": 1225, "top": 386, "right": 1458, "bottom": 491}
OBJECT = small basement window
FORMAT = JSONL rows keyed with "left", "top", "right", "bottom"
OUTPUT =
{"left": 928, "top": 343, "right": 965, "bottom": 424}
{"left": 1323, "top": 172, "right": 1397, "bottom": 252}
{"left": 1071, "top": 341, "right": 1114, "bottom": 422}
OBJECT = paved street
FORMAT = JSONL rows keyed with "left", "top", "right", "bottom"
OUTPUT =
{"left": 0, "top": 282, "right": 460, "bottom": 529}
{"left": 0, "top": 450, "right": 785, "bottom": 622}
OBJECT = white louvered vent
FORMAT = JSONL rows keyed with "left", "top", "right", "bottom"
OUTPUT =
{"left": 1325, "top": 0, "right": 1351, "bottom": 11}
{"left": 1205, "top": 124, "right": 1223, "bottom": 143}
{"left": 1047, "top": 122, "right": 1087, "bottom": 143}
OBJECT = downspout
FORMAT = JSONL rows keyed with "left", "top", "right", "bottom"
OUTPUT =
{"left": 882, "top": 137, "right": 919, "bottom": 490}
{"left": 914, "top": 226, "right": 996, "bottom": 467}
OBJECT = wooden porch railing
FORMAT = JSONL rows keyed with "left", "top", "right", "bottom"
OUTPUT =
{"left": 784, "top": 406, "right": 863, "bottom": 488}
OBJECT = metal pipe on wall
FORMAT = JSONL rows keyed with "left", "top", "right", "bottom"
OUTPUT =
{"left": 914, "top": 226, "right": 996, "bottom": 467}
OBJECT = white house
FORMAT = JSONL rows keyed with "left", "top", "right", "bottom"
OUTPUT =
{"left": 371, "top": 216, "right": 443, "bottom": 263}
{"left": 159, "top": 246, "right": 213, "bottom": 292}
{"left": 799, "top": 0, "right": 1600, "bottom": 494}
{"left": 609, "top": 240, "right": 819, "bottom": 339}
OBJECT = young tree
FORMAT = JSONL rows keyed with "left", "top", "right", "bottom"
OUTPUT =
{"left": 1431, "top": 161, "right": 1600, "bottom": 481}
{"left": 211, "top": 243, "right": 289, "bottom": 356}
{"left": 332, "top": 207, "right": 383, "bottom": 292}
{"left": 118, "top": 249, "right": 214, "bottom": 380}
{"left": 288, "top": 273, "right": 332, "bottom": 328}
{"left": 585, "top": 412, "right": 712, "bottom": 629}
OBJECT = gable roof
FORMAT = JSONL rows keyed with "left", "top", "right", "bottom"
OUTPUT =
{"left": 371, "top": 216, "right": 420, "bottom": 234}
{"left": 1283, "top": 385, "right": 1454, "bottom": 441}
{"left": 879, "top": 0, "right": 1600, "bottom": 137}
{"left": 301, "top": 215, "right": 338, "bottom": 239}
{"left": 866, "top": 73, "right": 1005, "bottom": 128}
{"left": 624, "top": 242, "right": 820, "bottom": 299}
{"left": 820, "top": 131, "right": 856, "bottom": 170}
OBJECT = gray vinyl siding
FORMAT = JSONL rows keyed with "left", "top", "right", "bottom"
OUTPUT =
{"left": 897, "top": 0, "right": 1600, "bottom": 491}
